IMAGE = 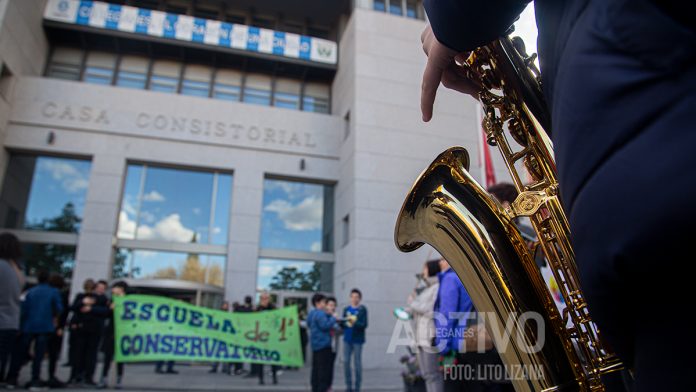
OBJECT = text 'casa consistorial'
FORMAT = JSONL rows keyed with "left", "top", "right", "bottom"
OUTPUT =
{"left": 40, "top": 101, "right": 318, "bottom": 149}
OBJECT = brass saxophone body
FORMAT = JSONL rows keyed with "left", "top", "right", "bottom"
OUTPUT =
{"left": 394, "top": 36, "right": 622, "bottom": 391}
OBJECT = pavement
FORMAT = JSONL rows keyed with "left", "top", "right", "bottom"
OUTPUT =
{"left": 8, "top": 361, "right": 404, "bottom": 392}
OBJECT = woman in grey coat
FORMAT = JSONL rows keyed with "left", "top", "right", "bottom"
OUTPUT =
{"left": 0, "top": 233, "right": 25, "bottom": 384}
{"left": 406, "top": 260, "right": 442, "bottom": 392}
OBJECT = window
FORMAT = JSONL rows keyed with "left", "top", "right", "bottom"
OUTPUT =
{"left": 225, "top": 12, "right": 246, "bottom": 24}
{"left": 193, "top": 5, "right": 220, "bottom": 20}
{"left": 118, "top": 164, "right": 232, "bottom": 245}
{"left": 406, "top": 0, "right": 419, "bottom": 18}
{"left": 83, "top": 51, "right": 116, "bottom": 85}
{"left": 23, "top": 244, "right": 76, "bottom": 282}
{"left": 133, "top": 0, "right": 159, "bottom": 11}
{"left": 181, "top": 64, "right": 212, "bottom": 97}
{"left": 257, "top": 258, "right": 333, "bottom": 292}
{"left": 374, "top": 0, "right": 386, "bottom": 12}
{"left": 149, "top": 60, "right": 181, "bottom": 93}
{"left": 0, "top": 155, "right": 91, "bottom": 232}
{"left": 303, "top": 82, "right": 330, "bottom": 114}
{"left": 307, "top": 26, "right": 330, "bottom": 40}
{"left": 114, "top": 249, "right": 225, "bottom": 287}
{"left": 164, "top": 1, "right": 188, "bottom": 15}
{"left": 389, "top": 0, "right": 404, "bottom": 15}
{"left": 116, "top": 55, "right": 148, "bottom": 89}
{"left": 44, "top": 46, "right": 332, "bottom": 114}
{"left": 46, "top": 47, "right": 83, "bottom": 80}
{"left": 280, "top": 21, "right": 304, "bottom": 35}
{"left": 261, "top": 179, "right": 334, "bottom": 253}
{"left": 213, "top": 69, "right": 242, "bottom": 101}
{"left": 273, "top": 78, "right": 301, "bottom": 110}
{"left": 251, "top": 16, "right": 275, "bottom": 29}
{"left": 243, "top": 73, "right": 272, "bottom": 106}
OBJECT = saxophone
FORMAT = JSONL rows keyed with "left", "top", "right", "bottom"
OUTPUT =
{"left": 394, "top": 35, "right": 623, "bottom": 391}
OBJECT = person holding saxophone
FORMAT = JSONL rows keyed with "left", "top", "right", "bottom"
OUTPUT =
{"left": 418, "top": 1, "right": 695, "bottom": 390}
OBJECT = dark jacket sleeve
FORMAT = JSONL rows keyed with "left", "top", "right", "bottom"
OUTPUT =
{"left": 354, "top": 306, "right": 368, "bottom": 329}
{"left": 89, "top": 295, "right": 109, "bottom": 316}
{"left": 424, "top": 0, "right": 531, "bottom": 52}
{"left": 69, "top": 293, "right": 85, "bottom": 313}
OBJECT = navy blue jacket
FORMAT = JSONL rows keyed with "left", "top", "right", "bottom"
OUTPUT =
{"left": 423, "top": 0, "right": 696, "bottom": 369}
{"left": 21, "top": 283, "right": 63, "bottom": 334}
{"left": 424, "top": 0, "right": 696, "bottom": 214}
{"left": 307, "top": 308, "right": 336, "bottom": 351}
{"left": 341, "top": 305, "right": 368, "bottom": 344}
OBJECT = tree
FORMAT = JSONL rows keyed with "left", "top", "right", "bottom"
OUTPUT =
{"left": 23, "top": 243, "right": 75, "bottom": 278}
{"left": 112, "top": 249, "right": 129, "bottom": 279}
{"left": 153, "top": 267, "right": 178, "bottom": 279}
{"left": 269, "top": 263, "right": 321, "bottom": 291}
{"left": 29, "top": 202, "right": 81, "bottom": 233}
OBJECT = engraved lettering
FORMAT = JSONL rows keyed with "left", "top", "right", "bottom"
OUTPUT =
{"left": 304, "top": 132, "right": 316, "bottom": 148}
{"left": 263, "top": 128, "right": 276, "bottom": 143}
{"left": 248, "top": 126, "right": 260, "bottom": 141}
{"left": 42, "top": 102, "right": 57, "bottom": 117}
{"left": 136, "top": 113, "right": 150, "bottom": 128}
{"left": 287, "top": 132, "right": 301, "bottom": 146}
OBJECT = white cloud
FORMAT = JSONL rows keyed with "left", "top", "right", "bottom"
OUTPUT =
{"left": 118, "top": 211, "right": 196, "bottom": 243}
{"left": 117, "top": 211, "right": 136, "bottom": 239}
{"left": 264, "top": 196, "right": 322, "bottom": 231}
{"left": 40, "top": 160, "right": 89, "bottom": 194}
{"left": 142, "top": 190, "right": 166, "bottom": 202}
{"left": 310, "top": 241, "right": 321, "bottom": 252}
{"left": 121, "top": 198, "right": 137, "bottom": 217}
{"left": 140, "top": 214, "right": 195, "bottom": 242}
{"left": 140, "top": 211, "right": 156, "bottom": 223}
{"left": 258, "top": 265, "right": 276, "bottom": 277}
{"left": 265, "top": 180, "right": 322, "bottom": 201}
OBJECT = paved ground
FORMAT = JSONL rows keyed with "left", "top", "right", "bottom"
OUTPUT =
{"left": 10, "top": 361, "right": 404, "bottom": 392}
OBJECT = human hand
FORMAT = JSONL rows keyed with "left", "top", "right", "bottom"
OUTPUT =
{"left": 83, "top": 297, "right": 95, "bottom": 306}
{"left": 80, "top": 305, "right": 92, "bottom": 313}
{"left": 421, "top": 25, "right": 481, "bottom": 122}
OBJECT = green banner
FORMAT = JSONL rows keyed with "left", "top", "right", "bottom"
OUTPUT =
{"left": 113, "top": 295, "right": 303, "bottom": 367}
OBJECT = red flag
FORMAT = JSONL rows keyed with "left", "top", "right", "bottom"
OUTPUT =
{"left": 482, "top": 128, "right": 496, "bottom": 188}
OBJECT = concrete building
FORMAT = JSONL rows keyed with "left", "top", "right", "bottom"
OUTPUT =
{"left": 0, "top": 0, "right": 510, "bottom": 369}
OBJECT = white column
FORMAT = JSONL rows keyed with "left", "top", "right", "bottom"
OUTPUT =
{"left": 69, "top": 153, "right": 125, "bottom": 297}
{"left": 224, "top": 165, "right": 264, "bottom": 303}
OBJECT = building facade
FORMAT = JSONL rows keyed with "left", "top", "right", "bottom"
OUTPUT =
{"left": 0, "top": 0, "right": 510, "bottom": 368}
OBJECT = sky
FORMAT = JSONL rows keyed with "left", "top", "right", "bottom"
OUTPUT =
{"left": 513, "top": 3, "right": 539, "bottom": 64}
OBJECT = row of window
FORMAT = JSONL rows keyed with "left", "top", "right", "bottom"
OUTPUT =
{"left": 46, "top": 47, "right": 332, "bottom": 114}
{"left": 0, "top": 155, "right": 336, "bottom": 290}
{"left": 373, "top": 0, "right": 423, "bottom": 19}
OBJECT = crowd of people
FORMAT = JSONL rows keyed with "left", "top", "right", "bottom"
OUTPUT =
{"left": 0, "top": 232, "right": 134, "bottom": 390}
{"left": 0, "top": 231, "right": 371, "bottom": 392}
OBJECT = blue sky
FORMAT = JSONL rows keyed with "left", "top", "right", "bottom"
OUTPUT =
{"left": 25, "top": 157, "right": 91, "bottom": 227}
{"left": 118, "top": 165, "right": 231, "bottom": 245}
{"left": 260, "top": 179, "right": 326, "bottom": 252}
